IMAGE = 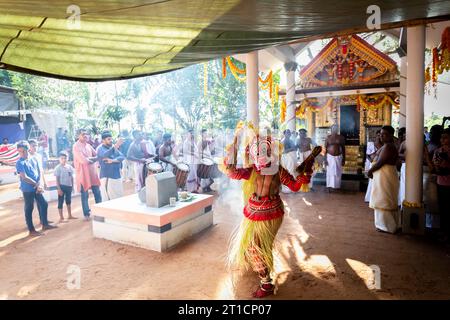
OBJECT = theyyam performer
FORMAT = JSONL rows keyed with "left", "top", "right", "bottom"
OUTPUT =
{"left": 220, "top": 121, "right": 321, "bottom": 298}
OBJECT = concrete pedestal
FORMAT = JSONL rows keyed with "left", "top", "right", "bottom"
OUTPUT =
{"left": 91, "top": 193, "right": 214, "bottom": 252}
{"left": 42, "top": 173, "right": 80, "bottom": 202}
{"left": 402, "top": 206, "right": 426, "bottom": 235}
{"left": 0, "top": 166, "right": 18, "bottom": 185}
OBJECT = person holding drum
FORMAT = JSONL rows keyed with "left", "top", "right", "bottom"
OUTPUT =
{"left": 197, "top": 128, "right": 214, "bottom": 193}
{"left": 158, "top": 133, "right": 177, "bottom": 172}
{"left": 182, "top": 129, "right": 200, "bottom": 193}
{"left": 127, "top": 130, "right": 155, "bottom": 192}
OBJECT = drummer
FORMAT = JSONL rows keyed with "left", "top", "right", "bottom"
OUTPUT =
{"left": 158, "top": 133, "right": 177, "bottom": 172}
{"left": 127, "top": 130, "right": 156, "bottom": 192}
{"left": 197, "top": 128, "right": 214, "bottom": 193}
{"left": 182, "top": 129, "right": 200, "bottom": 193}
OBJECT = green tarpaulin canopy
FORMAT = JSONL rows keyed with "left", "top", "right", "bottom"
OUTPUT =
{"left": 0, "top": 0, "right": 449, "bottom": 81}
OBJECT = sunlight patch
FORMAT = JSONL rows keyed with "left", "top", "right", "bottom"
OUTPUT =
{"left": 302, "top": 197, "right": 312, "bottom": 206}
{"left": 346, "top": 258, "right": 381, "bottom": 290}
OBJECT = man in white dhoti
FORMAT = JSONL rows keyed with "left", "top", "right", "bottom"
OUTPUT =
{"left": 119, "top": 130, "right": 134, "bottom": 182}
{"left": 368, "top": 126, "right": 400, "bottom": 234}
{"left": 183, "top": 129, "right": 200, "bottom": 193}
{"left": 281, "top": 129, "right": 298, "bottom": 193}
{"left": 325, "top": 124, "right": 345, "bottom": 191}
{"left": 365, "top": 130, "right": 382, "bottom": 202}
{"left": 198, "top": 129, "right": 214, "bottom": 192}
{"left": 297, "top": 129, "right": 316, "bottom": 191}
{"left": 127, "top": 130, "right": 153, "bottom": 192}
{"left": 397, "top": 127, "right": 406, "bottom": 206}
{"left": 96, "top": 131, "right": 125, "bottom": 201}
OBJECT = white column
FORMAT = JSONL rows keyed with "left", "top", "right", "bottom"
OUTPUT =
{"left": 405, "top": 25, "right": 425, "bottom": 204}
{"left": 284, "top": 62, "right": 297, "bottom": 132}
{"left": 399, "top": 56, "right": 407, "bottom": 128}
{"left": 246, "top": 51, "right": 259, "bottom": 127}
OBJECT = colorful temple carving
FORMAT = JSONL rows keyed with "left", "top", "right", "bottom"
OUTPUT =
{"left": 292, "top": 35, "right": 400, "bottom": 174}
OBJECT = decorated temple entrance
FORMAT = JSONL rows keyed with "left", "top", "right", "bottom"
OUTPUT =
{"left": 285, "top": 34, "right": 400, "bottom": 176}
{"left": 339, "top": 104, "right": 360, "bottom": 146}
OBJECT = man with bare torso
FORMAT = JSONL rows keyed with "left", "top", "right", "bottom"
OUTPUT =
{"left": 198, "top": 128, "right": 214, "bottom": 192}
{"left": 368, "top": 126, "right": 400, "bottom": 234}
{"left": 158, "top": 133, "right": 177, "bottom": 171}
{"left": 297, "top": 129, "right": 316, "bottom": 161}
{"left": 325, "top": 124, "right": 346, "bottom": 190}
{"left": 127, "top": 130, "right": 155, "bottom": 192}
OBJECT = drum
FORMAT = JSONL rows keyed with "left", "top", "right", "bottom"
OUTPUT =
{"left": 173, "top": 162, "right": 190, "bottom": 188}
{"left": 197, "top": 158, "right": 215, "bottom": 179}
{"left": 147, "top": 162, "right": 163, "bottom": 175}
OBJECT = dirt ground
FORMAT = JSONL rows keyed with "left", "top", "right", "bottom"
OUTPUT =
{"left": 1, "top": 179, "right": 450, "bottom": 300}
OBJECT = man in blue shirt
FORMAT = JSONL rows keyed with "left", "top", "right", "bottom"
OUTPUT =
{"left": 96, "top": 131, "right": 125, "bottom": 201}
{"left": 15, "top": 141, "right": 57, "bottom": 236}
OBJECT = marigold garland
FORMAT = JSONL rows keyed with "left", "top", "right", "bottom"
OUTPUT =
{"left": 295, "top": 98, "right": 334, "bottom": 119}
{"left": 402, "top": 200, "right": 422, "bottom": 208}
{"left": 294, "top": 94, "right": 398, "bottom": 119}
{"left": 222, "top": 57, "right": 276, "bottom": 99}
{"left": 280, "top": 97, "right": 286, "bottom": 123}
{"left": 271, "top": 84, "right": 279, "bottom": 109}
{"left": 356, "top": 94, "right": 399, "bottom": 112}
{"left": 424, "top": 27, "right": 450, "bottom": 97}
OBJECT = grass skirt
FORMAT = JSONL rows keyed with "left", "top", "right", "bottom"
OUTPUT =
{"left": 228, "top": 210, "right": 283, "bottom": 275}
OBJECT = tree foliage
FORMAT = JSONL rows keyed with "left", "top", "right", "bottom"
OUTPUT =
{"left": 2, "top": 58, "right": 281, "bottom": 136}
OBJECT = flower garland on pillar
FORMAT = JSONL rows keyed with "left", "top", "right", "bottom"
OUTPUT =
{"left": 280, "top": 97, "right": 286, "bottom": 123}
{"left": 271, "top": 84, "right": 279, "bottom": 109}
{"left": 222, "top": 56, "right": 276, "bottom": 99}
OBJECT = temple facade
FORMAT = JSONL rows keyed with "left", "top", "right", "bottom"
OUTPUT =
{"left": 288, "top": 35, "right": 400, "bottom": 174}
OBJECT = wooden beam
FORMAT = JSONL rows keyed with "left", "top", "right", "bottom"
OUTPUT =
{"left": 294, "top": 86, "right": 400, "bottom": 100}
{"left": 285, "top": 15, "right": 450, "bottom": 45}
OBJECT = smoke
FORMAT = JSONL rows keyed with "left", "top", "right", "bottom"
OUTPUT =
{"left": 213, "top": 177, "right": 244, "bottom": 217}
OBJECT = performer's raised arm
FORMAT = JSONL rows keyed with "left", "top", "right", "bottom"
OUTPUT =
{"left": 223, "top": 156, "right": 252, "bottom": 180}
{"left": 279, "top": 166, "right": 310, "bottom": 192}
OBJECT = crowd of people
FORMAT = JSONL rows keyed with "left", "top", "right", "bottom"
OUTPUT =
{"left": 364, "top": 118, "right": 450, "bottom": 241}
{"left": 11, "top": 118, "right": 450, "bottom": 242}
{"left": 14, "top": 127, "right": 225, "bottom": 236}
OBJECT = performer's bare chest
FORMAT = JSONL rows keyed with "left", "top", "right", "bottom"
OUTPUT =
{"left": 254, "top": 173, "right": 280, "bottom": 197}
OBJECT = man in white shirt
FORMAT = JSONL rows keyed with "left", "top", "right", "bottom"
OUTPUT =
{"left": 28, "top": 139, "right": 47, "bottom": 188}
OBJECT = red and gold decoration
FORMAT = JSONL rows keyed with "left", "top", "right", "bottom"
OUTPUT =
{"left": 356, "top": 94, "right": 399, "bottom": 112}
{"left": 294, "top": 93, "right": 398, "bottom": 120}
{"left": 295, "top": 97, "right": 335, "bottom": 119}
{"left": 300, "top": 35, "right": 397, "bottom": 88}
{"left": 425, "top": 27, "right": 450, "bottom": 97}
